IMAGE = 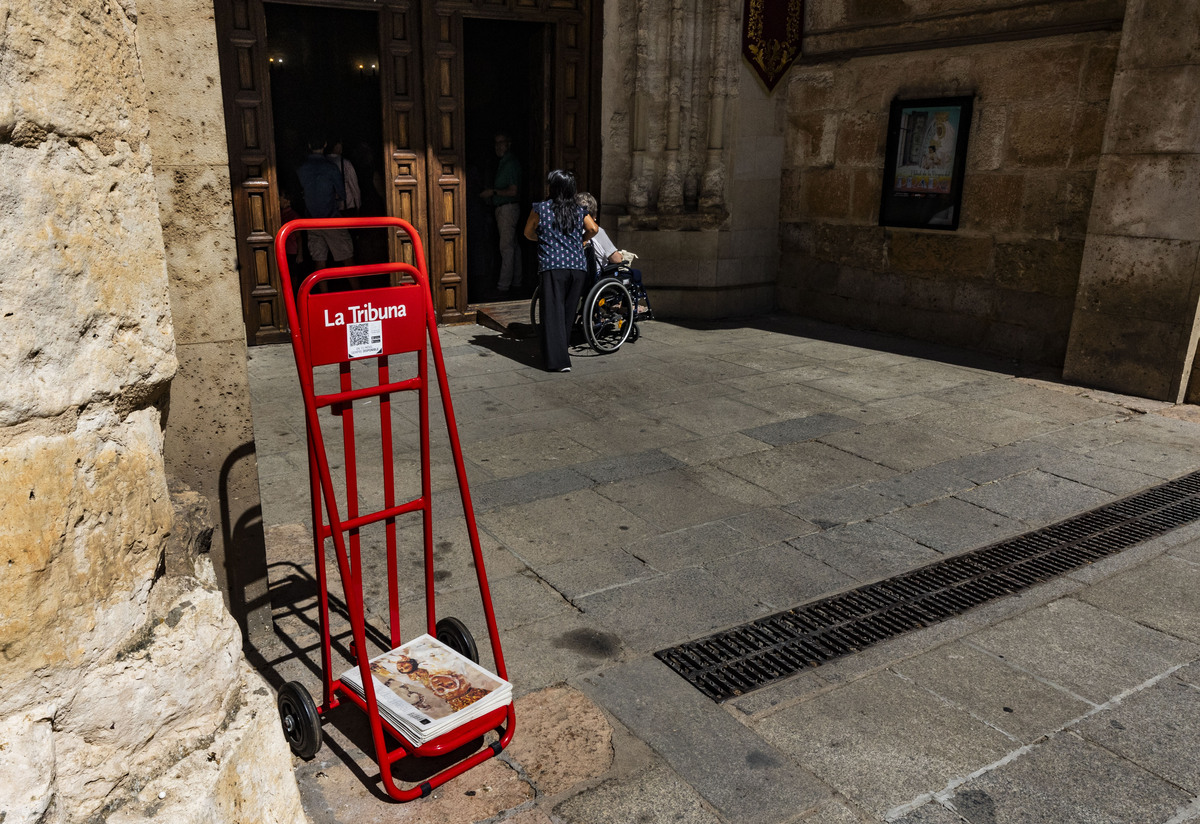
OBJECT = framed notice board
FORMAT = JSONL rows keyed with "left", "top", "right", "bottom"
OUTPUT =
{"left": 879, "top": 96, "right": 973, "bottom": 230}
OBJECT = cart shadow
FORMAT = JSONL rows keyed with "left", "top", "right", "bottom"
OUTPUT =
{"left": 245, "top": 561, "right": 393, "bottom": 690}
{"left": 319, "top": 702, "right": 497, "bottom": 797}
{"left": 246, "top": 561, "right": 501, "bottom": 801}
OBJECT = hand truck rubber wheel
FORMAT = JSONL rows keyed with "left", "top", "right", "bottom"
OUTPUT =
{"left": 436, "top": 616, "right": 479, "bottom": 664}
{"left": 277, "top": 680, "right": 322, "bottom": 759}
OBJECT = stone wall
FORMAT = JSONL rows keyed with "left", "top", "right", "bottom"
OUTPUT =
{"left": 772, "top": 3, "right": 1118, "bottom": 362}
{"left": 1063, "top": 0, "right": 1200, "bottom": 401}
{"left": 602, "top": 0, "right": 777, "bottom": 318}
{"left": 137, "top": 0, "right": 272, "bottom": 640}
{"left": 0, "top": 1, "right": 305, "bottom": 820}
{"left": 776, "top": 2, "right": 1122, "bottom": 364}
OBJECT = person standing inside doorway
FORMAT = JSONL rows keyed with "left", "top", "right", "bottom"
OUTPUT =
{"left": 480, "top": 132, "right": 521, "bottom": 293}
{"left": 296, "top": 134, "right": 353, "bottom": 268}
{"left": 524, "top": 169, "right": 598, "bottom": 373}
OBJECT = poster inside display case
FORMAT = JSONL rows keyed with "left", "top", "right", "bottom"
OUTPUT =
{"left": 879, "top": 96, "right": 973, "bottom": 230}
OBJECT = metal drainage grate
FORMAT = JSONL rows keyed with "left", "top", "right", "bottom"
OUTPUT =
{"left": 656, "top": 469, "right": 1200, "bottom": 702}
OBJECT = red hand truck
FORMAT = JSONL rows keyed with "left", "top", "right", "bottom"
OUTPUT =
{"left": 271, "top": 216, "right": 514, "bottom": 801}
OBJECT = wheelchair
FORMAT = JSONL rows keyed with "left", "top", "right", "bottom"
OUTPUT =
{"left": 529, "top": 252, "right": 653, "bottom": 354}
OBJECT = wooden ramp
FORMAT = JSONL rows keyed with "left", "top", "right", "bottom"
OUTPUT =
{"left": 474, "top": 299, "right": 536, "bottom": 338}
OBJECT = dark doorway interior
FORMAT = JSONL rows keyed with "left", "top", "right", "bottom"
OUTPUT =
{"left": 264, "top": 4, "right": 388, "bottom": 292}
{"left": 463, "top": 19, "right": 547, "bottom": 304}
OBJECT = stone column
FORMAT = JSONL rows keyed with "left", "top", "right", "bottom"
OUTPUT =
{"left": 136, "top": 0, "right": 272, "bottom": 640}
{"left": 1062, "top": 0, "right": 1200, "bottom": 401}
{"left": 0, "top": 1, "right": 303, "bottom": 819}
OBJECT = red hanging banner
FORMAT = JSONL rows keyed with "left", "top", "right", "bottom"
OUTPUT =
{"left": 742, "top": 0, "right": 805, "bottom": 92}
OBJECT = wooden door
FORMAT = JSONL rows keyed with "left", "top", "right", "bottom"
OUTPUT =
{"left": 383, "top": 2, "right": 427, "bottom": 272}
{"left": 422, "top": 6, "right": 469, "bottom": 323}
{"left": 216, "top": 0, "right": 597, "bottom": 342}
{"left": 214, "top": 0, "right": 287, "bottom": 345}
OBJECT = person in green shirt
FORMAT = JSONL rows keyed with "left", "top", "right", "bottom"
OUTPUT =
{"left": 480, "top": 132, "right": 522, "bottom": 292}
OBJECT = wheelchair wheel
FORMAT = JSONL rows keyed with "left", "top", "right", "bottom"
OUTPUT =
{"left": 584, "top": 277, "right": 634, "bottom": 354}
{"left": 529, "top": 285, "right": 542, "bottom": 327}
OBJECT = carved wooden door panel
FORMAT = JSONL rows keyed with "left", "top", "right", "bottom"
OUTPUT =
{"left": 383, "top": 2, "right": 427, "bottom": 273}
{"left": 214, "top": 0, "right": 286, "bottom": 345}
{"left": 422, "top": 6, "right": 469, "bottom": 323}
{"left": 552, "top": 16, "right": 590, "bottom": 185}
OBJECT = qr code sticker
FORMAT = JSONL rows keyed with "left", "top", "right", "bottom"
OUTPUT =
{"left": 347, "top": 321, "right": 383, "bottom": 358}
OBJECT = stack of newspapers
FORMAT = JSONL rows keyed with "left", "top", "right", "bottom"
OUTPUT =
{"left": 340, "top": 634, "right": 512, "bottom": 747}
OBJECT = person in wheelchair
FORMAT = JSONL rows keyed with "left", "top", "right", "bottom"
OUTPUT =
{"left": 576, "top": 192, "right": 651, "bottom": 319}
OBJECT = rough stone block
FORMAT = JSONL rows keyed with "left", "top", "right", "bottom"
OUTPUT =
{"left": 1065, "top": 309, "right": 1185, "bottom": 400}
{"left": 1075, "top": 235, "right": 1200, "bottom": 323}
{"left": 972, "top": 41, "right": 1086, "bottom": 103}
{"left": 968, "top": 101, "right": 1009, "bottom": 172}
{"left": 155, "top": 166, "right": 244, "bottom": 344}
{"left": 1105, "top": 66, "right": 1200, "bottom": 155}
{"left": 815, "top": 223, "right": 888, "bottom": 270}
{"left": 1, "top": 138, "right": 176, "bottom": 425}
{"left": 960, "top": 173, "right": 1024, "bottom": 233}
{"left": 801, "top": 168, "right": 854, "bottom": 220}
{"left": 992, "top": 238, "right": 1084, "bottom": 297}
{"left": 505, "top": 685, "right": 614, "bottom": 797}
{"left": 0, "top": 411, "right": 171, "bottom": 680}
{"left": 136, "top": 2, "right": 231, "bottom": 166}
{"left": 1018, "top": 170, "right": 1095, "bottom": 238}
{"left": 903, "top": 278, "right": 955, "bottom": 313}
{"left": 1080, "top": 40, "right": 1121, "bottom": 102}
{"left": 1118, "top": 0, "right": 1200, "bottom": 69}
{"left": 887, "top": 231, "right": 993, "bottom": 279}
{"left": 1088, "top": 154, "right": 1200, "bottom": 241}
{"left": 849, "top": 167, "right": 883, "bottom": 223}
{"left": 951, "top": 281, "right": 996, "bottom": 318}
{"left": 785, "top": 111, "right": 839, "bottom": 169}
{"left": 835, "top": 112, "right": 886, "bottom": 167}
{"left": 786, "top": 66, "right": 842, "bottom": 112}
{"left": 1007, "top": 104, "right": 1076, "bottom": 167}
{"left": 1069, "top": 101, "right": 1109, "bottom": 168}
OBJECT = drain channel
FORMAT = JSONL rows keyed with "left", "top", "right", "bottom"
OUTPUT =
{"left": 656, "top": 470, "right": 1200, "bottom": 702}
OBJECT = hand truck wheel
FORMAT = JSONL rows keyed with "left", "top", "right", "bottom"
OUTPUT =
{"left": 436, "top": 616, "right": 480, "bottom": 664}
{"left": 277, "top": 681, "right": 322, "bottom": 759}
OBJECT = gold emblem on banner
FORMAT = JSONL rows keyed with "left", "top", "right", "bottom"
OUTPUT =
{"left": 743, "top": 0, "right": 804, "bottom": 91}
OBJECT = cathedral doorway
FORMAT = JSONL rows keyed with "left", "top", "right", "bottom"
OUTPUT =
{"left": 213, "top": 0, "right": 599, "bottom": 345}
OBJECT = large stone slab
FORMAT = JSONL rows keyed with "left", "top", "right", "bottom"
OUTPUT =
{"left": 754, "top": 669, "right": 1013, "bottom": 817}
{"left": 1074, "top": 674, "right": 1200, "bottom": 794}
{"left": 892, "top": 641, "right": 1091, "bottom": 744}
{"left": 707, "top": 542, "right": 858, "bottom": 611}
{"left": 715, "top": 441, "right": 896, "bottom": 502}
{"left": 787, "top": 521, "right": 942, "bottom": 583}
{"left": 553, "top": 763, "right": 723, "bottom": 824}
{"left": 819, "top": 420, "right": 989, "bottom": 473}
{"left": 967, "top": 598, "right": 1199, "bottom": 704}
{"left": 1077, "top": 554, "right": 1200, "bottom": 645}
{"left": 583, "top": 657, "right": 830, "bottom": 823}
{"left": 576, "top": 567, "right": 767, "bottom": 652}
{"left": 505, "top": 685, "right": 614, "bottom": 797}
{"left": 955, "top": 468, "right": 1113, "bottom": 526}
{"left": 944, "top": 732, "right": 1190, "bottom": 823}
{"left": 874, "top": 496, "right": 1026, "bottom": 554}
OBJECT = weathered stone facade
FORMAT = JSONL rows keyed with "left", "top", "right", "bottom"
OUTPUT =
{"left": 0, "top": 1, "right": 304, "bottom": 820}
{"left": 773, "top": 3, "right": 1123, "bottom": 366}
{"left": 1063, "top": 0, "right": 1200, "bottom": 402}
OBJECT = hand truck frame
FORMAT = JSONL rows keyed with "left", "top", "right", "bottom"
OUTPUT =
{"left": 271, "top": 216, "right": 514, "bottom": 801}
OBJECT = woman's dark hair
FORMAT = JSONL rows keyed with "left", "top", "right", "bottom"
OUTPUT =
{"left": 546, "top": 169, "right": 579, "bottom": 236}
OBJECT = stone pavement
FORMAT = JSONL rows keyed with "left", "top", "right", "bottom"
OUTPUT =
{"left": 244, "top": 313, "right": 1200, "bottom": 824}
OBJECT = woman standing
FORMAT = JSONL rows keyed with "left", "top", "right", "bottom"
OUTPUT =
{"left": 524, "top": 170, "right": 599, "bottom": 372}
